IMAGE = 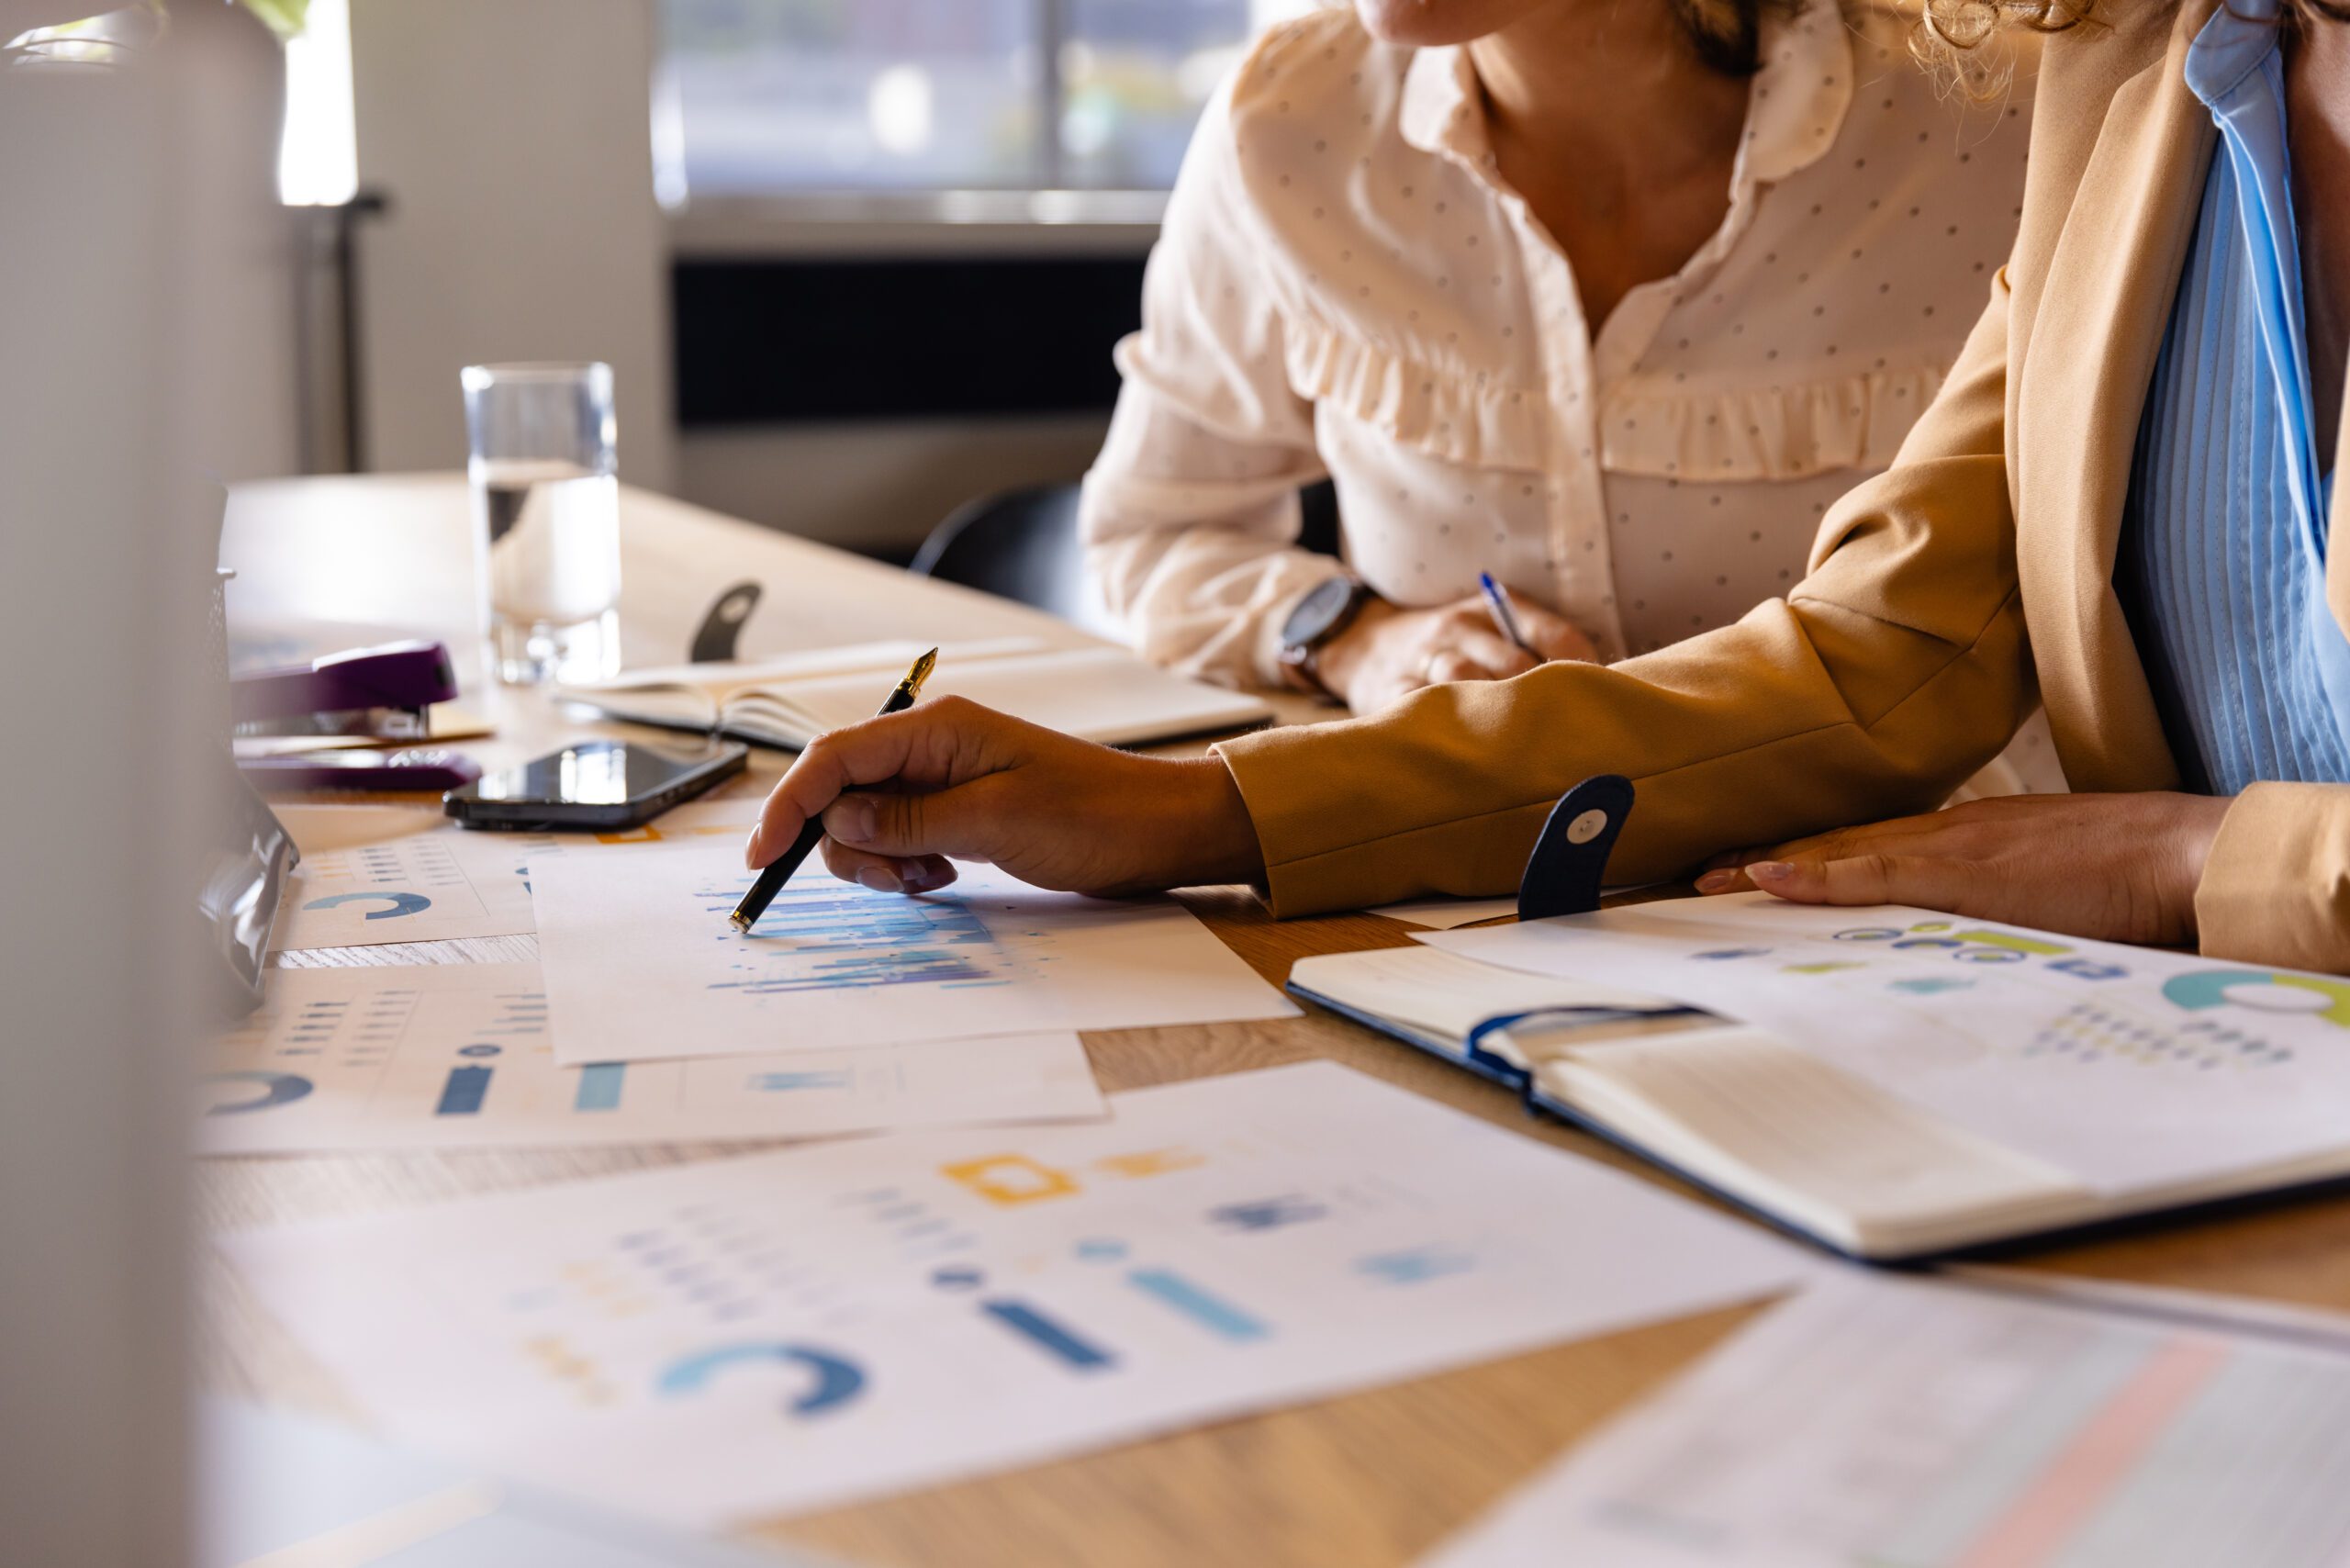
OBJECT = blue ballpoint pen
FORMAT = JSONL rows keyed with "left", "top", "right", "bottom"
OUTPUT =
{"left": 1477, "top": 571, "right": 1543, "bottom": 663}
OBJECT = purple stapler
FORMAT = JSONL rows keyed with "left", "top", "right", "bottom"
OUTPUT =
{"left": 232, "top": 639, "right": 458, "bottom": 741}
{"left": 232, "top": 640, "right": 479, "bottom": 792}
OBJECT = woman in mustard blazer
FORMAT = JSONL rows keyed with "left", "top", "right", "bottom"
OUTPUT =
{"left": 748, "top": 0, "right": 2350, "bottom": 974}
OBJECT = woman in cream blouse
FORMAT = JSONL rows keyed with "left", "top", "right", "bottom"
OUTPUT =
{"left": 1082, "top": 0, "right": 2046, "bottom": 776}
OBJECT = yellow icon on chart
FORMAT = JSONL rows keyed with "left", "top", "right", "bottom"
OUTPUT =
{"left": 1094, "top": 1148, "right": 1206, "bottom": 1180}
{"left": 941, "top": 1154, "right": 1080, "bottom": 1206}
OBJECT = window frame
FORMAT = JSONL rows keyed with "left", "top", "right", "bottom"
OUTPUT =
{"left": 655, "top": 0, "right": 1256, "bottom": 238}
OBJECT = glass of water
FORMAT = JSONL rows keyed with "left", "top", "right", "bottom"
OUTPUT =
{"left": 461, "top": 362, "right": 623, "bottom": 685}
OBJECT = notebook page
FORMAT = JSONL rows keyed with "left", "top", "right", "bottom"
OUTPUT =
{"left": 737, "top": 648, "right": 1272, "bottom": 749}
{"left": 1287, "top": 946, "right": 1685, "bottom": 1053}
{"left": 1531, "top": 1025, "right": 2087, "bottom": 1253}
{"left": 556, "top": 638, "right": 1046, "bottom": 729}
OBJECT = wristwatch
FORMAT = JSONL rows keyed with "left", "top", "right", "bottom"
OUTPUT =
{"left": 1277, "top": 573, "right": 1375, "bottom": 699}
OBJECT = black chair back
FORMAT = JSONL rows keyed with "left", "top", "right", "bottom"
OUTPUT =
{"left": 910, "top": 479, "right": 1344, "bottom": 643}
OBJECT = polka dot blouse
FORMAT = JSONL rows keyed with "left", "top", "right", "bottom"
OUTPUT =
{"left": 1080, "top": 3, "right": 2035, "bottom": 683}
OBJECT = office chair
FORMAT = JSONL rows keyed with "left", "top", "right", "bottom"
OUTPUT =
{"left": 911, "top": 479, "right": 1342, "bottom": 643}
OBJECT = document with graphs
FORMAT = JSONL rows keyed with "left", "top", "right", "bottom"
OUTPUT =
{"left": 529, "top": 841, "right": 1297, "bottom": 1066}
{"left": 218, "top": 1063, "right": 1808, "bottom": 1526}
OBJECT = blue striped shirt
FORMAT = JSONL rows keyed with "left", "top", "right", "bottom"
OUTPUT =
{"left": 2120, "top": 0, "right": 2346, "bottom": 796}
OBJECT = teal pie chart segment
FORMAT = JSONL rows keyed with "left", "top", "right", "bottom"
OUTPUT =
{"left": 2163, "top": 969, "right": 2350, "bottom": 1025}
{"left": 303, "top": 890, "right": 432, "bottom": 920}
{"left": 202, "top": 1070, "right": 315, "bottom": 1114}
{"left": 656, "top": 1343, "right": 866, "bottom": 1417}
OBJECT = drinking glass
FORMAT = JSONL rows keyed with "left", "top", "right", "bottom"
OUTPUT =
{"left": 461, "top": 362, "right": 623, "bottom": 685}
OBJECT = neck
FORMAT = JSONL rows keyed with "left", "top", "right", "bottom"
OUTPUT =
{"left": 1469, "top": 2, "right": 1750, "bottom": 196}
{"left": 2287, "top": 17, "right": 2350, "bottom": 472}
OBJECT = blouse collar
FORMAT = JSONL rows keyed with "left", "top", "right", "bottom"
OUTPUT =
{"left": 1397, "top": 0, "right": 1853, "bottom": 189}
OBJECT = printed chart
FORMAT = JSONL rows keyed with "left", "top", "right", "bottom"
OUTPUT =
{"left": 1427, "top": 894, "right": 2350, "bottom": 1192}
{"left": 220, "top": 1063, "right": 1808, "bottom": 1525}
{"left": 1430, "top": 1273, "right": 2350, "bottom": 1568}
{"left": 272, "top": 801, "right": 762, "bottom": 950}
{"left": 531, "top": 843, "right": 1298, "bottom": 1065}
{"left": 201, "top": 962, "right": 1103, "bottom": 1154}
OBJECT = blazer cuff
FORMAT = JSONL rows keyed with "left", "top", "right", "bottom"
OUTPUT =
{"left": 2196, "top": 782, "right": 2350, "bottom": 972}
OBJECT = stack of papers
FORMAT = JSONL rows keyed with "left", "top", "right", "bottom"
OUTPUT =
{"left": 225, "top": 806, "right": 1301, "bottom": 1157}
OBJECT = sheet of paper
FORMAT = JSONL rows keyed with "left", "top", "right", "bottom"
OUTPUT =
{"left": 530, "top": 842, "right": 1299, "bottom": 1065}
{"left": 199, "top": 1401, "right": 833, "bottom": 1568}
{"left": 1423, "top": 892, "right": 2350, "bottom": 1193}
{"left": 272, "top": 801, "right": 762, "bottom": 951}
{"left": 1369, "top": 897, "right": 1522, "bottom": 930}
{"left": 1426, "top": 1271, "right": 2350, "bottom": 1568}
{"left": 220, "top": 1062, "right": 1809, "bottom": 1528}
{"left": 202, "top": 963, "right": 1102, "bottom": 1154}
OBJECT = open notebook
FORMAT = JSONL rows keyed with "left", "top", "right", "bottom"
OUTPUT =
{"left": 1288, "top": 938, "right": 2350, "bottom": 1261}
{"left": 555, "top": 638, "right": 1273, "bottom": 751}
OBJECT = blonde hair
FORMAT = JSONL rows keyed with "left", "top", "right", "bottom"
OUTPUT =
{"left": 1917, "top": 0, "right": 2344, "bottom": 96}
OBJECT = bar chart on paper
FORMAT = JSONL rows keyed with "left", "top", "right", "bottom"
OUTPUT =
{"left": 530, "top": 843, "right": 1298, "bottom": 1066}
{"left": 1430, "top": 1273, "right": 2350, "bottom": 1568}
{"left": 200, "top": 962, "right": 1104, "bottom": 1154}
{"left": 219, "top": 1064, "right": 1808, "bottom": 1528}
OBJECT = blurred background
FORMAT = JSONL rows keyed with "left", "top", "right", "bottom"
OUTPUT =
{"left": 247, "top": 0, "right": 1311, "bottom": 558}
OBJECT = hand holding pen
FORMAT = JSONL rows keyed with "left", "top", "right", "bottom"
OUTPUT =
{"left": 732, "top": 648, "right": 937, "bottom": 930}
{"left": 1477, "top": 572, "right": 1545, "bottom": 665}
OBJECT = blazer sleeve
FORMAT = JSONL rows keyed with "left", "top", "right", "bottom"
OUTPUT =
{"left": 2196, "top": 785, "right": 2350, "bottom": 971}
{"left": 1212, "top": 271, "right": 2042, "bottom": 917}
{"left": 1079, "top": 83, "right": 1340, "bottom": 690}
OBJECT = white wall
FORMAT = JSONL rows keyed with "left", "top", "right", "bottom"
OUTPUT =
{"left": 348, "top": 0, "right": 675, "bottom": 488}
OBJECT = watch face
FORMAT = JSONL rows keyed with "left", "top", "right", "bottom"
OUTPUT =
{"left": 1282, "top": 575, "right": 1360, "bottom": 652}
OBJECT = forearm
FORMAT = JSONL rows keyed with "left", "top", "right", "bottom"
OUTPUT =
{"left": 1084, "top": 489, "right": 1342, "bottom": 688}
{"left": 1214, "top": 585, "right": 2033, "bottom": 914}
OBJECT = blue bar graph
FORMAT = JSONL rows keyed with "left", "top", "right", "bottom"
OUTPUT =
{"left": 435, "top": 1065, "right": 492, "bottom": 1116}
{"left": 574, "top": 1063, "right": 625, "bottom": 1112}
{"left": 981, "top": 1300, "right": 1115, "bottom": 1370}
{"left": 1128, "top": 1269, "right": 1269, "bottom": 1341}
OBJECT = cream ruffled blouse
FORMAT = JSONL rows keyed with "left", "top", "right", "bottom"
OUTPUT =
{"left": 1081, "top": 2, "right": 2056, "bottom": 786}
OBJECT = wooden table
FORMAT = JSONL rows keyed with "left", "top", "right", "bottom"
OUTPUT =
{"left": 207, "top": 476, "right": 2350, "bottom": 1568}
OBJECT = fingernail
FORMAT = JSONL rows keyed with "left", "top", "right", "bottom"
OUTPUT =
{"left": 1747, "top": 860, "right": 1795, "bottom": 884}
{"left": 829, "top": 796, "right": 877, "bottom": 846}
{"left": 742, "top": 826, "right": 766, "bottom": 868}
{"left": 1695, "top": 868, "right": 1739, "bottom": 893}
{"left": 856, "top": 866, "right": 902, "bottom": 894}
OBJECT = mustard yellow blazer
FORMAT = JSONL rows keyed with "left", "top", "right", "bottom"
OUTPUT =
{"left": 1215, "top": 0, "right": 2350, "bottom": 971}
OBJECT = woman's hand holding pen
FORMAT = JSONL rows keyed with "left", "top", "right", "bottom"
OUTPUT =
{"left": 745, "top": 697, "right": 1265, "bottom": 899}
{"left": 1315, "top": 590, "right": 1595, "bottom": 713}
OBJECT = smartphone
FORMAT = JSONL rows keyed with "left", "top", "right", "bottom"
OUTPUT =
{"left": 443, "top": 738, "right": 748, "bottom": 831}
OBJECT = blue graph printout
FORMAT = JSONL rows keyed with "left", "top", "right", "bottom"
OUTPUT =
{"left": 529, "top": 843, "right": 1296, "bottom": 1066}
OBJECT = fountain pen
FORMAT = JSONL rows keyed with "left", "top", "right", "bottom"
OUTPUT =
{"left": 729, "top": 646, "right": 937, "bottom": 933}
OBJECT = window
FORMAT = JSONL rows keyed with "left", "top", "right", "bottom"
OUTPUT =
{"left": 655, "top": 0, "right": 1305, "bottom": 205}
